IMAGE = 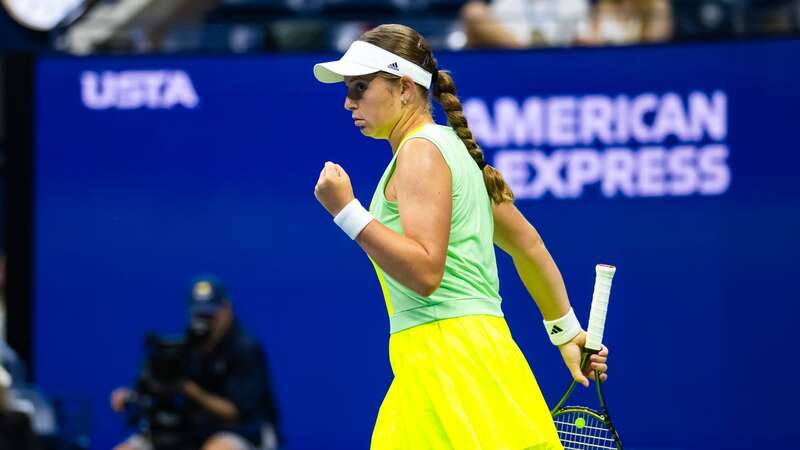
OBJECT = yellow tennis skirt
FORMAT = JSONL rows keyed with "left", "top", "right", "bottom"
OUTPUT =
{"left": 371, "top": 314, "right": 563, "bottom": 450}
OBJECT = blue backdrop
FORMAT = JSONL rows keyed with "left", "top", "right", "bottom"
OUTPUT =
{"left": 32, "top": 38, "right": 800, "bottom": 449}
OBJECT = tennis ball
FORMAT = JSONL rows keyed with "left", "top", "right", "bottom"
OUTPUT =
{"left": 575, "top": 417, "right": 586, "bottom": 429}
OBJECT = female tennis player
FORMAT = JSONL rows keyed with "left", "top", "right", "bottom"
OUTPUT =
{"left": 313, "top": 24, "right": 609, "bottom": 450}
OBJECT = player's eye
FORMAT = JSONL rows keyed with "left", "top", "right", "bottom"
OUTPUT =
{"left": 347, "top": 79, "right": 371, "bottom": 101}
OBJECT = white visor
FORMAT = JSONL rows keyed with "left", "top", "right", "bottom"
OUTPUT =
{"left": 314, "top": 41, "right": 433, "bottom": 90}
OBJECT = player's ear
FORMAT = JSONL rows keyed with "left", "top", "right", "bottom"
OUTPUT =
{"left": 399, "top": 76, "right": 415, "bottom": 102}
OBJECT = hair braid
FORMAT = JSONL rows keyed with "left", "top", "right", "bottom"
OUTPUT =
{"left": 432, "top": 70, "right": 514, "bottom": 204}
{"left": 360, "top": 24, "right": 515, "bottom": 204}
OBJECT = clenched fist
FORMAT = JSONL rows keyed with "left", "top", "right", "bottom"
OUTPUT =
{"left": 314, "top": 161, "right": 355, "bottom": 217}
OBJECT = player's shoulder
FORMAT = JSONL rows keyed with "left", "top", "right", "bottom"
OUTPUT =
{"left": 396, "top": 135, "right": 446, "bottom": 173}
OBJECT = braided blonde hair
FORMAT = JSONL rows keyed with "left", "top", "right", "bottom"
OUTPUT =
{"left": 360, "top": 24, "right": 515, "bottom": 204}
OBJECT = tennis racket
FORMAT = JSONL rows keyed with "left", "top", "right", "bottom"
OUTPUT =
{"left": 551, "top": 264, "right": 622, "bottom": 450}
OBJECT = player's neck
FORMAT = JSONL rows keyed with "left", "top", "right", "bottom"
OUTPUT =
{"left": 389, "top": 110, "right": 433, "bottom": 154}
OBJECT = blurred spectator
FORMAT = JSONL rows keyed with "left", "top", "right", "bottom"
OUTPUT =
{"left": 461, "top": 0, "right": 673, "bottom": 48}
{"left": 0, "top": 256, "right": 59, "bottom": 442}
{"left": 0, "top": 339, "right": 58, "bottom": 442}
{"left": 576, "top": 0, "right": 673, "bottom": 45}
{"left": 461, "top": 0, "right": 591, "bottom": 47}
{"left": 0, "top": 365, "right": 42, "bottom": 450}
{"left": 111, "top": 275, "right": 280, "bottom": 450}
{"left": 744, "top": 0, "right": 800, "bottom": 35}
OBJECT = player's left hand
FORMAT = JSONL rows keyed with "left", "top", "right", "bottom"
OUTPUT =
{"left": 558, "top": 330, "right": 609, "bottom": 387}
{"left": 315, "top": 161, "right": 355, "bottom": 217}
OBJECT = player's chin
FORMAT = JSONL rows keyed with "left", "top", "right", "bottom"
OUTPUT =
{"left": 360, "top": 126, "right": 380, "bottom": 139}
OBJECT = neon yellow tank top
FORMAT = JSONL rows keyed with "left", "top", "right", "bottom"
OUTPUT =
{"left": 369, "top": 124, "right": 504, "bottom": 334}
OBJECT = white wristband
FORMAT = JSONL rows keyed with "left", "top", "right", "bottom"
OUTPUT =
{"left": 543, "top": 308, "right": 582, "bottom": 346}
{"left": 333, "top": 199, "right": 374, "bottom": 240}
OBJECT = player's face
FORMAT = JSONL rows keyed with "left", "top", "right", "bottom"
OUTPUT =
{"left": 343, "top": 74, "right": 401, "bottom": 140}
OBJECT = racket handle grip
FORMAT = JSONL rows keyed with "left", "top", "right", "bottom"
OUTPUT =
{"left": 585, "top": 264, "right": 616, "bottom": 352}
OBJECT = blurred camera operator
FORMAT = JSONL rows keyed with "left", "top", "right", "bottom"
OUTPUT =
{"left": 111, "top": 275, "right": 280, "bottom": 450}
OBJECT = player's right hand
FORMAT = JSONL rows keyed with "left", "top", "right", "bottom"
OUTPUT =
{"left": 314, "top": 161, "right": 355, "bottom": 217}
{"left": 110, "top": 387, "right": 132, "bottom": 412}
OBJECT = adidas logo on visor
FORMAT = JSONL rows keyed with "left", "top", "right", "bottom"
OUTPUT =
{"left": 388, "top": 62, "right": 399, "bottom": 71}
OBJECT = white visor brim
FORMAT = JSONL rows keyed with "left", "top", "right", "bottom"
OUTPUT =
{"left": 313, "top": 60, "right": 380, "bottom": 84}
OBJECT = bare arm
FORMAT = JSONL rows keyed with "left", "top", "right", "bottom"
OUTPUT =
{"left": 355, "top": 139, "right": 451, "bottom": 296}
{"left": 493, "top": 201, "right": 612, "bottom": 385}
{"left": 492, "top": 201, "right": 570, "bottom": 320}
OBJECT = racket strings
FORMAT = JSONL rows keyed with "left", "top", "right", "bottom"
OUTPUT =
{"left": 554, "top": 410, "right": 616, "bottom": 450}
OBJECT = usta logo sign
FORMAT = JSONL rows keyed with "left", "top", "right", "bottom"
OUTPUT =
{"left": 81, "top": 70, "right": 199, "bottom": 110}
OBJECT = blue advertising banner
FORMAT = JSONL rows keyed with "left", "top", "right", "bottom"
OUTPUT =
{"left": 33, "top": 39, "right": 800, "bottom": 449}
